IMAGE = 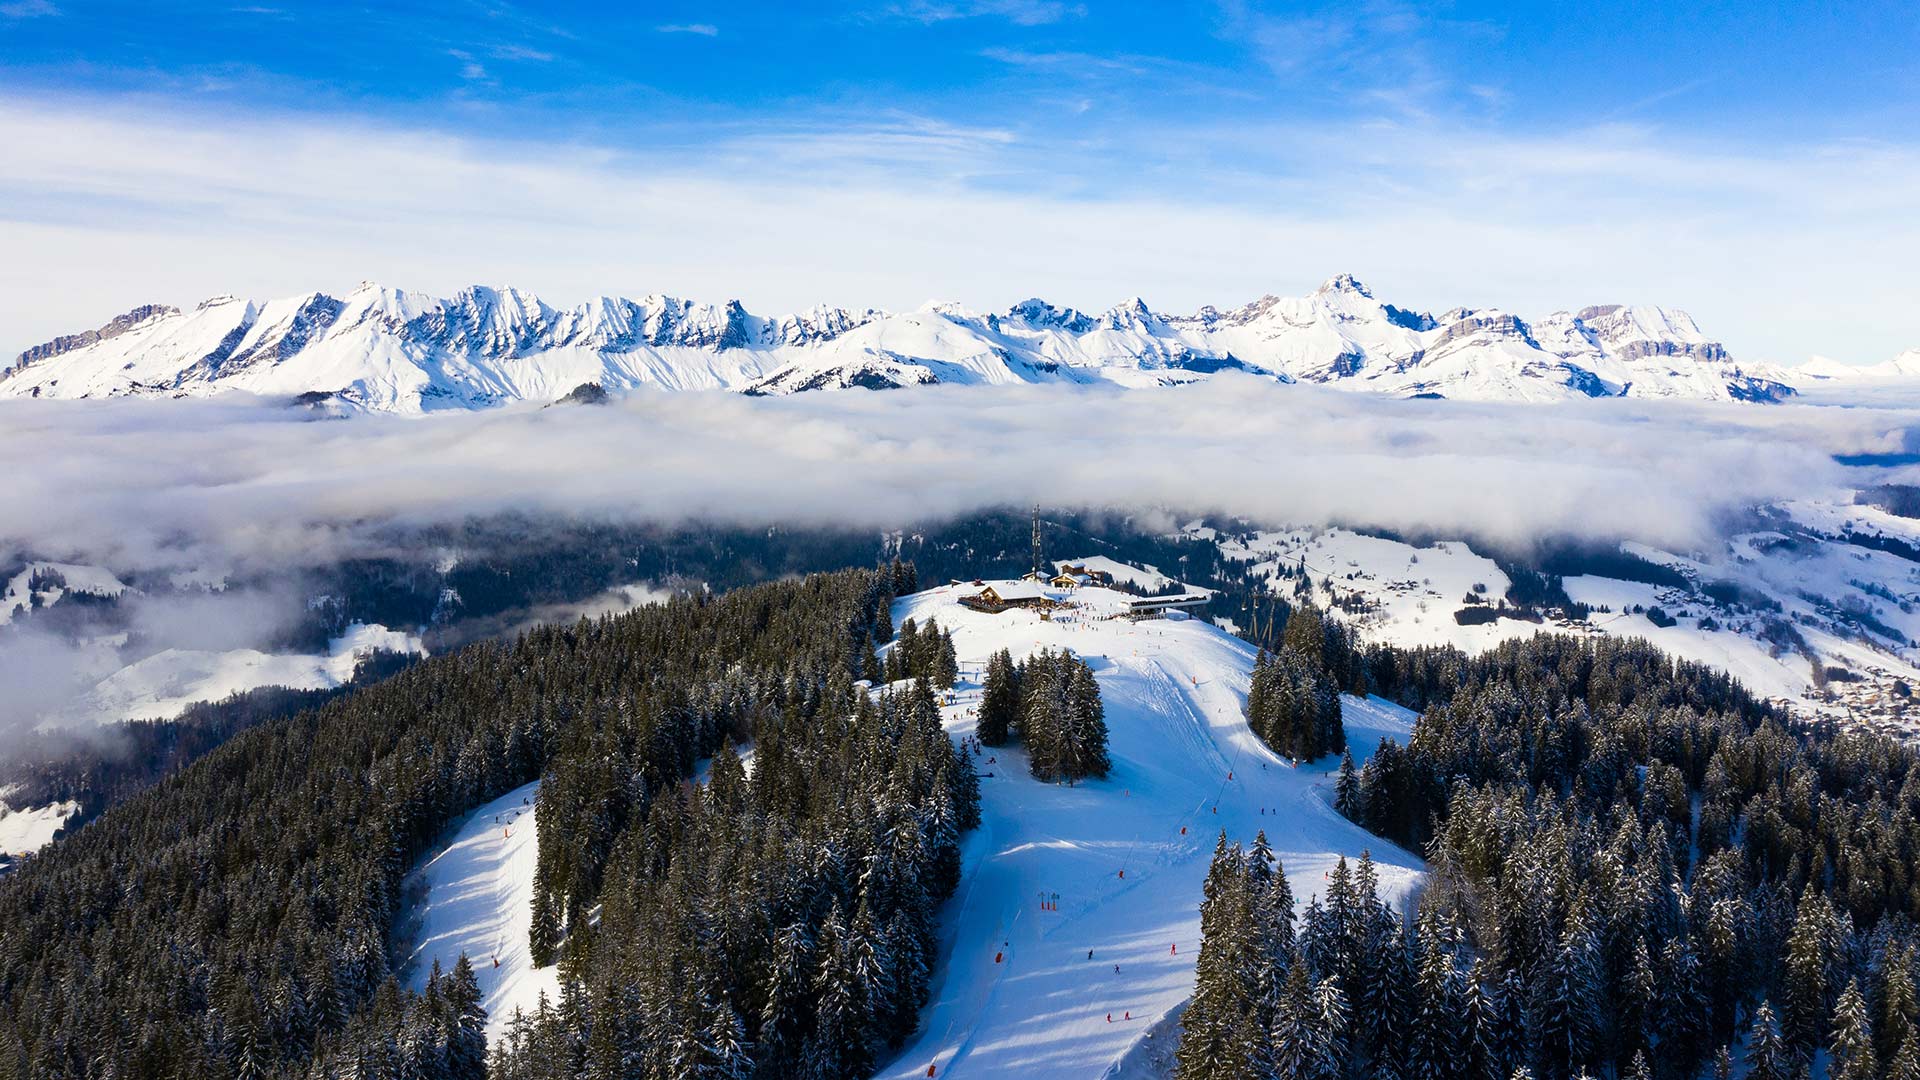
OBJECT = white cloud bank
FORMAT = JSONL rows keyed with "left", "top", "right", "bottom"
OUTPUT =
{"left": 0, "top": 378, "right": 1906, "bottom": 579}
{"left": 0, "top": 377, "right": 1915, "bottom": 740}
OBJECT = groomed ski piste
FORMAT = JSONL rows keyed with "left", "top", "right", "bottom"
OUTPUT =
{"left": 400, "top": 778, "right": 559, "bottom": 1044}
{"left": 874, "top": 581, "right": 1421, "bottom": 1079}
{"left": 399, "top": 577, "right": 1423, "bottom": 1073}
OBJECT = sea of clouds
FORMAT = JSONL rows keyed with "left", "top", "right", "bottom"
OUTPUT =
{"left": 1, "top": 375, "right": 1917, "bottom": 739}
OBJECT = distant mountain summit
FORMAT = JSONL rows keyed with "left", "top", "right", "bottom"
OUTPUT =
{"left": 2, "top": 276, "right": 1798, "bottom": 412}
{"left": 1796, "top": 347, "right": 1920, "bottom": 382}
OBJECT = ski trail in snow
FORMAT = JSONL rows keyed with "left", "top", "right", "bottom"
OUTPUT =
{"left": 876, "top": 584, "right": 1424, "bottom": 1080}
{"left": 401, "top": 779, "right": 560, "bottom": 1043}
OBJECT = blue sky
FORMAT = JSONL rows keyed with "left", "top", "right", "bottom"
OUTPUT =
{"left": 2, "top": 1, "right": 1917, "bottom": 363}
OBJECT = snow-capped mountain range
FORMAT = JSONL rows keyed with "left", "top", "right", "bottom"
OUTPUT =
{"left": 1, "top": 275, "right": 1814, "bottom": 412}
{"left": 1797, "top": 348, "right": 1920, "bottom": 382}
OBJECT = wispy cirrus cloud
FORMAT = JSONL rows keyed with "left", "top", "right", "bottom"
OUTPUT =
{"left": 0, "top": 0, "right": 58, "bottom": 17}
{"left": 883, "top": 0, "right": 1083, "bottom": 27}
{"left": 656, "top": 22, "right": 718, "bottom": 36}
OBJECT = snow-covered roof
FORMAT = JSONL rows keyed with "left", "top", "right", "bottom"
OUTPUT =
{"left": 983, "top": 581, "right": 1047, "bottom": 601}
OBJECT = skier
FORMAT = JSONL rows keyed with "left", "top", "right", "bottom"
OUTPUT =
{"left": 1107, "top": 1013, "right": 1112, "bottom": 1023}
{"left": 1088, "top": 949, "right": 1094, "bottom": 960}
{"left": 1171, "top": 943, "right": 1177, "bottom": 955}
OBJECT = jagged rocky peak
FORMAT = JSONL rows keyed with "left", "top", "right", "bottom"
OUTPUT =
{"left": 12, "top": 303, "right": 179, "bottom": 371}
{"left": 1101, "top": 296, "right": 1160, "bottom": 330}
{"left": 1315, "top": 272, "right": 1373, "bottom": 297}
{"left": 1007, "top": 297, "right": 1095, "bottom": 332}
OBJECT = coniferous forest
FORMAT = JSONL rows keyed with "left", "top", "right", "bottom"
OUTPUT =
{"left": 976, "top": 646, "right": 1110, "bottom": 782}
{"left": 1185, "top": 631, "right": 1920, "bottom": 1080}
{"left": 0, "top": 562, "right": 983, "bottom": 1080}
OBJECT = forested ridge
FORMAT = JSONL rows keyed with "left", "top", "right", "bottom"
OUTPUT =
{"left": 0, "top": 563, "right": 962, "bottom": 1080}
{"left": 1186, "top": 631, "right": 1920, "bottom": 1080}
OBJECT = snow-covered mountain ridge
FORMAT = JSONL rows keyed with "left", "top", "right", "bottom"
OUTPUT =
{"left": 2, "top": 276, "right": 1801, "bottom": 412}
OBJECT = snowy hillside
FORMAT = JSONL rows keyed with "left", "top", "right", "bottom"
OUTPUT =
{"left": 388, "top": 579, "right": 1419, "bottom": 1075}
{"left": 76, "top": 621, "right": 424, "bottom": 724}
{"left": 0, "top": 793, "right": 81, "bottom": 858}
{"left": 0, "top": 562, "right": 128, "bottom": 625}
{"left": 1213, "top": 511, "right": 1920, "bottom": 735}
{"left": 873, "top": 582, "right": 1421, "bottom": 1079}
{"left": 1, "top": 276, "right": 1794, "bottom": 411}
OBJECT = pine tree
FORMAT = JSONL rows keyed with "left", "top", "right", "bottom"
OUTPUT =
{"left": 1335, "top": 750, "right": 1359, "bottom": 819}
{"left": 977, "top": 649, "right": 1019, "bottom": 746}
{"left": 932, "top": 630, "right": 959, "bottom": 690}
{"left": 1895, "top": 1029, "right": 1920, "bottom": 1080}
{"left": 1179, "top": 836, "right": 1260, "bottom": 1080}
{"left": 889, "top": 618, "right": 919, "bottom": 683}
{"left": 1268, "top": 963, "right": 1323, "bottom": 1080}
{"left": 1065, "top": 661, "right": 1111, "bottom": 779}
{"left": 1410, "top": 907, "right": 1462, "bottom": 1080}
{"left": 1779, "top": 894, "right": 1831, "bottom": 1052}
{"left": 1530, "top": 902, "right": 1601, "bottom": 1080}
{"left": 1743, "top": 1001, "right": 1789, "bottom": 1080}
{"left": 1831, "top": 978, "right": 1878, "bottom": 1080}
{"left": 442, "top": 955, "right": 488, "bottom": 1080}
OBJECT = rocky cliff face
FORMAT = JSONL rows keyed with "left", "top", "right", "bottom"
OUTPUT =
{"left": 8, "top": 304, "right": 178, "bottom": 372}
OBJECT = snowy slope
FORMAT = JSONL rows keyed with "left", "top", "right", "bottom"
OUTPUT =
{"left": 0, "top": 796, "right": 81, "bottom": 856}
{"left": 874, "top": 582, "right": 1421, "bottom": 1079}
{"left": 74, "top": 622, "right": 423, "bottom": 723}
{"left": 1213, "top": 517, "right": 1920, "bottom": 733}
{"left": 400, "top": 779, "right": 560, "bottom": 1044}
{"left": 0, "top": 561, "right": 129, "bottom": 625}
{"left": 2, "top": 276, "right": 1792, "bottom": 411}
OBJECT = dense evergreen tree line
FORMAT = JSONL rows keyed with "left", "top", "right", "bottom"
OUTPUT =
{"left": 491, "top": 678, "right": 977, "bottom": 1080}
{"left": 976, "top": 647, "right": 1110, "bottom": 782}
{"left": 1190, "top": 630, "right": 1920, "bottom": 1079}
{"left": 0, "top": 563, "right": 942, "bottom": 1080}
{"left": 882, "top": 616, "right": 957, "bottom": 688}
{"left": 1239, "top": 603, "right": 1358, "bottom": 764}
{"left": 1271, "top": 603, "right": 1368, "bottom": 698}
{"left": 1245, "top": 648, "right": 1344, "bottom": 763}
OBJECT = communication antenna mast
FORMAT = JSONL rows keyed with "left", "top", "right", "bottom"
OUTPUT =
{"left": 1031, "top": 504, "right": 1044, "bottom": 581}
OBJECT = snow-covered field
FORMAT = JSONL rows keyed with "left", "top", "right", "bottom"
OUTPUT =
{"left": 399, "top": 779, "right": 559, "bottom": 1044}
{"left": 0, "top": 796, "right": 81, "bottom": 856}
{"left": 875, "top": 582, "right": 1421, "bottom": 1079}
{"left": 78, "top": 622, "right": 424, "bottom": 724}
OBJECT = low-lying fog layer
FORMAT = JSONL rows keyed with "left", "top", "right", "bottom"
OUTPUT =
{"left": 0, "top": 375, "right": 1916, "bottom": 740}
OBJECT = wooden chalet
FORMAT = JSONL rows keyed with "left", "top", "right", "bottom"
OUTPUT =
{"left": 959, "top": 581, "right": 1056, "bottom": 614}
